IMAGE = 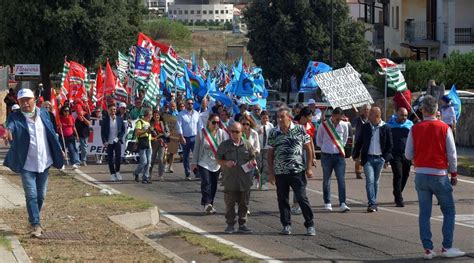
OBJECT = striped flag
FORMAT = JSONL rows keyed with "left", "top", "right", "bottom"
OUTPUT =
{"left": 114, "top": 78, "right": 128, "bottom": 103}
{"left": 117, "top": 51, "right": 129, "bottom": 82}
{"left": 143, "top": 72, "right": 160, "bottom": 107}
{"left": 59, "top": 60, "right": 70, "bottom": 104}
{"left": 129, "top": 45, "right": 152, "bottom": 82}
{"left": 376, "top": 58, "right": 407, "bottom": 92}
{"left": 162, "top": 47, "right": 181, "bottom": 80}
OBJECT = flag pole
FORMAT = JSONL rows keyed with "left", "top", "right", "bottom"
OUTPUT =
{"left": 59, "top": 124, "right": 70, "bottom": 166}
{"left": 384, "top": 73, "right": 388, "bottom": 121}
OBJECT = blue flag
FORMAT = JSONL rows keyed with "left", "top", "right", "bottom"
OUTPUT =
{"left": 299, "top": 61, "right": 332, "bottom": 93}
{"left": 209, "top": 90, "right": 233, "bottom": 107}
{"left": 234, "top": 71, "right": 254, "bottom": 97}
{"left": 447, "top": 84, "right": 462, "bottom": 120}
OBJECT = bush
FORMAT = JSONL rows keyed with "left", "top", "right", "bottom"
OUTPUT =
{"left": 404, "top": 59, "right": 446, "bottom": 91}
{"left": 141, "top": 18, "right": 191, "bottom": 42}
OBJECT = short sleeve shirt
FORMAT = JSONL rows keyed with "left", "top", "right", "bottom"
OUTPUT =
{"left": 268, "top": 123, "right": 310, "bottom": 175}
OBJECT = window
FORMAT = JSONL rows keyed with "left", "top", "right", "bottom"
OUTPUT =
{"left": 221, "top": 10, "right": 224, "bottom": 14}
{"left": 395, "top": 6, "right": 399, "bottom": 29}
{"left": 391, "top": 6, "right": 394, "bottom": 27}
{"left": 209, "top": 10, "right": 213, "bottom": 14}
{"left": 203, "top": 10, "right": 207, "bottom": 14}
{"left": 383, "top": 3, "right": 389, "bottom": 26}
{"left": 197, "top": 10, "right": 201, "bottom": 14}
{"left": 221, "top": 19, "right": 224, "bottom": 22}
{"left": 173, "top": 10, "right": 177, "bottom": 14}
{"left": 190, "top": 10, "right": 194, "bottom": 14}
{"left": 184, "top": 10, "right": 188, "bottom": 14}
{"left": 226, "top": 10, "right": 229, "bottom": 14}
{"left": 178, "top": 10, "right": 182, "bottom": 14}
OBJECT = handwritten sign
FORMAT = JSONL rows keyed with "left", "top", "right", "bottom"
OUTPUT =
{"left": 314, "top": 64, "right": 373, "bottom": 110}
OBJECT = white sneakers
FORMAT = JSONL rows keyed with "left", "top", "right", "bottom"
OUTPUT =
{"left": 423, "top": 248, "right": 465, "bottom": 260}
{"left": 116, "top": 172, "right": 122, "bottom": 181}
{"left": 72, "top": 164, "right": 79, "bottom": 169}
{"left": 324, "top": 203, "right": 333, "bottom": 211}
{"left": 111, "top": 174, "right": 117, "bottom": 182}
{"left": 441, "top": 248, "right": 465, "bottom": 258}
{"left": 260, "top": 184, "right": 269, "bottom": 191}
{"left": 340, "top": 203, "right": 351, "bottom": 212}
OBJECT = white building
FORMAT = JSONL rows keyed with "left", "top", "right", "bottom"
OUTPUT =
{"left": 350, "top": 0, "right": 474, "bottom": 60}
{"left": 145, "top": 0, "right": 174, "bottom": 14}
{"left": 168, "top": 3, "right": 234, "bottom": 23}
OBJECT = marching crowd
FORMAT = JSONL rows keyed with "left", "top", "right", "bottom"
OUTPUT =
{"left": 2, "top": 87, "right": 465, "bottom": 259}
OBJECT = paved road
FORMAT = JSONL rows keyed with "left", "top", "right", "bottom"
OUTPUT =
{"left": 71, "top": 154, "right": 474, "bottom": 262}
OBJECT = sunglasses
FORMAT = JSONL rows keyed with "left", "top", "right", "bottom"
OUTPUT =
{"left": 242, "top": 123, "right": 250, "bottom": 126}
{"left": 231, "top": 130, "right": 241, "bottom": 134}
{"left": 254, "top": 108, "right": 261, "bottom": 111}
{"left": 187, "top": 102, "right": 194, "bottom": 105}
{"left": 211, "top": 121, "right": 219, "bottom": 125}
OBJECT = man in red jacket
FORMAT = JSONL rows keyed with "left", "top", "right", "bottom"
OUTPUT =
{"left": 405, "top": 95, "right": 465, "bottom": 260}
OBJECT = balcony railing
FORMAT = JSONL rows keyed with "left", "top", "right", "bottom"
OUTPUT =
{"left": 455, "top": 28, "right": 474, "bottom": 44}
{"left": 404, "top": 20, "right": 437, "bottom": 42}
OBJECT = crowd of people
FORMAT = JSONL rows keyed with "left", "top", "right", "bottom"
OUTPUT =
{"left": 2, "top": 87, "right": 465, "bottom": 259}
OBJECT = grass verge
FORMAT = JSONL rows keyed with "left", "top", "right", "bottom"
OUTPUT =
{"left": 458, "top": 157, "right": 474, "bottom": 175}
{"left": 0, "top": 234, "right": 12, "bottom": 251}
{"left": 1, "top": 169, "right": 166, "bottom": 262}
{"left": 174, "top": 229, "right": 258, "bottom": 263}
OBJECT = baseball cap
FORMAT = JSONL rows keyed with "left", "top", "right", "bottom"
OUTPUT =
{"left": 12, "top": 104, "right": 20, "bottom": 110}
{"left": 17, "top": 89, "right": 35, "bottom": 99}
{"left": 118, "top": 102, "right": 127, "bottom": 108}
{"left": 307, "top": 99, "right": 316, "bottom": 105}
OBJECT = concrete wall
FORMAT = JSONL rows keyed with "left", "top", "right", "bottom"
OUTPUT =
{"left": 456, "top": 97, "right": 474, "bottom": 147}
{"left": 455, "top": 0, "right": 474, "bottom": 28}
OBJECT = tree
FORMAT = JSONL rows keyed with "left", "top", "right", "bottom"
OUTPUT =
{"left": 244, "top": 0, "right": 370, "bottom": 94}
{"left": 0, "top": 0, "right": 145, "bottom": 100}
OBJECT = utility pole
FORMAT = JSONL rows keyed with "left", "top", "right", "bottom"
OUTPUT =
{"left": 330, "top": 0, "right": 334, "bottom": 67}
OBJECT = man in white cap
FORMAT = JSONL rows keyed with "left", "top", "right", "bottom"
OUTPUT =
{"left": 2, "top": 89, "right": 64, "bottom": 238}
{"left": 11, "top": 104, "right": 20, "bottom": 112}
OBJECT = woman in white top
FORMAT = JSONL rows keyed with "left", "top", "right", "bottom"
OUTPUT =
{"left": 440, "top": 95, "right": 456, "bottom": 134}
{"left": 192, "top": 113, "right": 227, "bottom": 215}
{"left": 239, "top": 114, "right": 260, "bottom": 154}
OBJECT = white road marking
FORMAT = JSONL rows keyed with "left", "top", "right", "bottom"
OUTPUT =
{"left": 458, "top": 178, "right": 474, "bottom": 184}
{"left": 73, "top": 168, "right": 280, "bottom": 262}
{"left": 306, "top": 187, "right": 474, "bottom": 229}
{"left": 161, "top": 211, "right": 282, "bottom": 263}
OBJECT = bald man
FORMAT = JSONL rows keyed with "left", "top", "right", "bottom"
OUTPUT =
{"left": 387, "top": 107, "right": 414, "bottom": 207}
{"left": 352, "top": 107, "right": 393, "bottom": 212}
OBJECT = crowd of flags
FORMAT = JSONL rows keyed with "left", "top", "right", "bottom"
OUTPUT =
{"left": 54, "top": 32, "right": 270, "bottom": 116}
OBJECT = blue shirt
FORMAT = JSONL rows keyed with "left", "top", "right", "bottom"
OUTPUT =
{"left": 176, "top": 109, "right": 200, "bottom": 137}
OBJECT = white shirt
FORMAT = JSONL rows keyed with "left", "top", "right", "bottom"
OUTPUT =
{"left": 108, "top": 116, "right": 118, "bottom": 144}
{"left": 176, "top": 109, "right": 200, "bottom": 137}
{"left": 316, "top": 120, "right": 348, "bottom": 154}
{"left": 368, "top": 122, "right": 384, "bottom": 155}
{"left": 244, "top": 128, "right": 260, "bottom": 154}
{"left": 441, "top": 106, "right": 456, "bottom": 125}
{"left": 258, "top": 122, "right": 274, "bottom": 150}
{"left": 23, "top": 111, "right": 53, "bottom": 173}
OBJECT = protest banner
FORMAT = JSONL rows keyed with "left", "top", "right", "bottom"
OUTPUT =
{"left": 314, "top": 64, "right": 373, "bottom": 110}
{"left": 162, "top": 113, "right": 180, "bottom": 154}
{"left": 87, "top": 118, "right": 137, "bottom": 157}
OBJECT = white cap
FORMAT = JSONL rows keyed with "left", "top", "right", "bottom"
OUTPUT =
{"left": 17, "top": 89, "right": 35, "bottom": 99}
{"left": 12, "top": 104, "right": 20, "bottom": 110}
{"left": 118, "top": 102, "right": 127, "bottom": 108}
{"left": 307, "top": 99, "right": 316, "bottom": 105}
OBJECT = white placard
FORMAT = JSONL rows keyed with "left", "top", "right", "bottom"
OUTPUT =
{"left": 14, "top": 64, "right": 40, "bottom": 76}
{"left": 314, "top": 64, "right": 373, "bottom": 110}
{"left": 86, "top": 118, "right": 137, "bottom": 158}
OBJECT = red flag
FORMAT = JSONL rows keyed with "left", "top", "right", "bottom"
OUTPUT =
{"left": 50, "top": 88, "right": 61, "bottom": 130}
{"left": 63, "top": 61, "right": 87, "bottom": 101}
{"left": 376, "top": 58, "right": 398, "bottom": 69}
{"left": 104, "top": 60, "right": 116, "bottom": 96}
{"left": 137, "top": 32, "right": 170, "bottom": 58}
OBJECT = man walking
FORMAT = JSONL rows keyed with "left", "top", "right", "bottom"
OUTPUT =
{"left": 217, "top": 122, "right": 256, "bottom": 234}
{"left": 316, "top": 107, "right": 350, "bottom": 212}
{"left": 351, "top": 104, "right": 371, "bottom": 179}
{"left": 387, "top": 107, "right": 413, "bottom": 207}
{"left": 176, "top": 98, "right": 201, "bottom": 180}
{"left": 352, "top": 107, "right": 392, "bottom": 212}
{"left": 405, "top": 95, "right": 465, "bottom": 259}
{"left": 3, "top": 89, "right": 64, "bottom": 238}
{"left": 101, "top": 104, "right": 125, "bottom": 181}
{"left": 268, "top": 107, "right": 315, "bottom": 236}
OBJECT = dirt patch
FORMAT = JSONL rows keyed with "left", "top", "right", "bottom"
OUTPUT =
{"left": 1, "top": 170, "right": 168, "bottom": 262}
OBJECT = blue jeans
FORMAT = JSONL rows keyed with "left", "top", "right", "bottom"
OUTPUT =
{"left": 62, "top": 136, "right": 80, "bottom": 165}
{"left": 182, "top": 136, "right": 196, "bottom": 178}
{"left": 20, "top": 168, "right": 49, "bottom": 227}
{"left": 134, "top": 148, "right": 152, "bottom": 179}
{"left": 415, "top": 173, "right": 455, "bottom": 250}
{"left": 321, "top": 153, "right": 346, "bottom": 205}
{"left": 364, "top": 155, "right": 385, "bottom": 206}
{"left": 199, "top": 166, "right": 219, "bottom": 206}
{"left": 78, "top": 137, "right": 88, "bottom": 163}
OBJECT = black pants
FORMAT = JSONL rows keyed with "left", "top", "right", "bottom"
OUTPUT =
{"left": 224, "top": 191, "right": 249, "bottom": 226}
{"left": 390, "top": 155, "right": 411, "bottom": 202}
{"left": 275, "top": 171, "right": 314, "bottom": 228}
{"left": 107, "top": 142, "right": 121, "bottom": 175}
{"left": 199, "top": 166, "right": 219, "bottom": 206}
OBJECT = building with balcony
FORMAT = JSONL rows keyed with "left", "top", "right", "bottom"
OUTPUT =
{"left": 351, "top": 0, "right": 474, "bottom": 60}
{"left": 145, "top": 0, "right": 175, "bottom": 14}
{"left": 168, "top": 1, "right": 234, "bottom": 24}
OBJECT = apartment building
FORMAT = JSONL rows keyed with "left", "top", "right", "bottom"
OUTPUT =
{"left": 168, "top": 1, "right": 234, "bottom": 24}
{"left": 350, "top": 0, "right": 474, "bottom": 60}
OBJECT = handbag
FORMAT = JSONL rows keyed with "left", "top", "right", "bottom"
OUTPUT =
{"left": 126, "top": 141, "right": 138, "bottom": 152}
{"left": 137, "top": 136, "right": 150, "bottom": 150}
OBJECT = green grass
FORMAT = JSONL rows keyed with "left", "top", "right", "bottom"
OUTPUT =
{"left": 0, "top": 234, "right": 12, "bottom": 251}
{"left": 174, "top": 230, "right": 258, "bottom": 263}
{"left": 69, "top": 194, "right": 154, "bottom": 210}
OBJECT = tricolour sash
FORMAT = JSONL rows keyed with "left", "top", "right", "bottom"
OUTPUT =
{"left": 202, "top": 127, "right": 219, "bottom": 156}
{"left": 322, "top": 119, "right": 345, "bottom": 157}
{"left": 220, "top": 121, "right": 230, "bottom": 136}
